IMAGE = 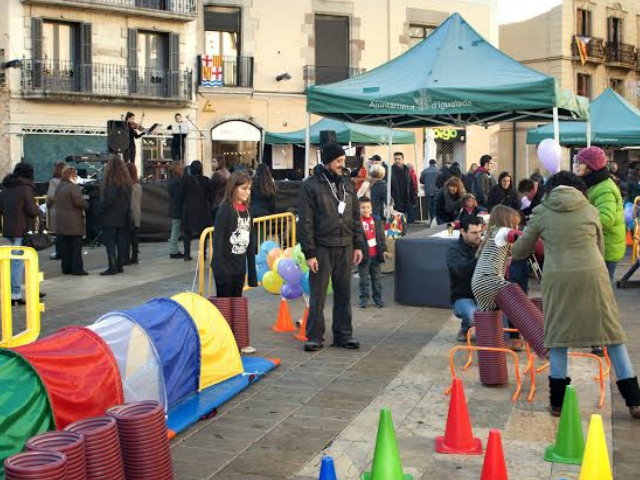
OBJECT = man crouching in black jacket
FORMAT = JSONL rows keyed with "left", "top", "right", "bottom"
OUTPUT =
{"left": 299, "top": 143, "right": 364, "bottom": 352}
{"left": 446, "top": 215, "right": 483, "bottom": 342}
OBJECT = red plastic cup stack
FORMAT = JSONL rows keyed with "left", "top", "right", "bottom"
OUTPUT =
{"left": 107, "top": 401, "right": 174, "bottom": 480}
{"left": 25, "top": 431, "right": 86, "bottom": 480}
{"left": 208, "top": 297, "right": 233, "bottom": 329}
{"left": 474, "top": 310, "right": 509, "bottom": 386}
{"left": 64, "top": 416, "right": 125, "bottom": 480}
{"left": 4, "top": 451, "right": 67, "bottom": 480}
{"left": 230, "top": 297, "right": 250, "bottom": 349}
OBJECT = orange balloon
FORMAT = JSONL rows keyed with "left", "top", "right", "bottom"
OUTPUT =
{"left": 267, "top": 248, "right": 283, "bottom": 269}
{"left": 283, "top": 247, "right": 293, "bottom": 258}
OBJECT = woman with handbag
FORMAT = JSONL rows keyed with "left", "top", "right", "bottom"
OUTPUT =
{"left": 55, "top": 166, "right": 89, "bottom": 275}
{"left": 99, "top": 157, "right": 132, "bottom": 275}
{"left": 181, "top": 160, "right": 212, "bottom": 261}
{"left": 0, "top": 162, "right": 40, "bottom": 304}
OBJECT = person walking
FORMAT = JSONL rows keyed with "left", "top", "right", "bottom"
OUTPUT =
{"left": 54, "top": 166, "right": 89, "bottom": 275}
{"left": 391, "top": 152, "right": 416, "bottom": 222}
{"left": 125, "top": 163, "right": 142, "bottom": 265}
{"left": 181, "top": 160, "right": 212, "bottom": 261}
{"left": 210, "top": 156, "right": 231, "bottom": 223}
{"left": 168, "top": 161, "right": 184, "bottom": 259}
{"left": 46, "top": 162, "right": 65, "bottom": 260}
{"left": 472, "top": 155, "right": 497, "bottom": 208}
{"left": 420, "top": 159, "right": 440, "bottom": 222}
{"left": 434, "top": 177, "right": 465, "bottom": 224}
{"left": 0, "top": 162, "right": 40, "bottom": 304}
{"left": 99, "top": 157, "right": 132, "bottom": 275}
{"left": 574, "top": 147, "right": 626, "bottom": 282}
{"left": 251, "top": 163, "right": 277, "bottom": 218}
{"left": 509, "top": 171, "right": 640, "bottom": 418}
{"left": 299, "top": 142, "right": 364, "bottom": 352}
{"left": 357, "top": 197, "right": 388, "bottom": 309}
{"left": 487, "top": 171, "right": 519, "bottom": 212}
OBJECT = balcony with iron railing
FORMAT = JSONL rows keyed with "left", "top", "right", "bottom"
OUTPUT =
{"left": 20, "top": 0, "right": 197, "bottom": 20}
{"left": 571, "top": 36, "right": 606, "bottom": 63}
{"left": 605, "top": 42, "right": 637, "bottom": 69}
{"left": 303, "top": 65, "right": 365, "bottom": 88}
{"left": 21, "top": 59, "right": 192, "bottom": 105}
{"left": 197, "top": 55, "right": 254, "bottom": 89}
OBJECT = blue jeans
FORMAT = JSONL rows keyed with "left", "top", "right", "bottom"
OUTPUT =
{"left": 453, "top": 298, "right": 477, "bottom": 332}
{"left": 550, "top": 344, "right": 635, "bottom": 380}
{"left": 425, "top": 195, "right": 436, "bottom": 221}
{"left": 8, "top": 238, "right": 24, "bottom": 299}
{"left": 170, "top": 219, "right": 182, "bottom": 255}
{"left": 509, "top": 259, "right": 530, "bottom": 294}
{"left": 606, "top": 261, "right": 617, "bottom": 283}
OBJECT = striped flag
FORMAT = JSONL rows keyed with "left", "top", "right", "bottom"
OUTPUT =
{"left": 575, "top": 36, "right": 591, "bottom": 66}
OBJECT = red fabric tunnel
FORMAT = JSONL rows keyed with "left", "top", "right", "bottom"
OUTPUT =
{"left": 14, "top": 327, "right": 124, "bottom": 429}
{"left": 474, "top": 310, "right": 508, "bottom": 386}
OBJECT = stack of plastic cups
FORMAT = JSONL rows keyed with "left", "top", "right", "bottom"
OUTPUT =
{"left": 26, "top": 431, "right": 86, "bottom": 480}
{"left": 107, "top": 401, "right": 174, "bottom": 480}
{"left": 208, "top": 297, "right": 233, "bottom": 329}
{"left": 231, "top": 297, "right": 250, "bottom": 350}
{"left": 4, "top": 451, "right": 67, "bottom": 480}
{"left": 64, "top": 416, "right": 125, "bottom": 480}
{"left": 474, "top": 310, "right": 509, "bottom": 386}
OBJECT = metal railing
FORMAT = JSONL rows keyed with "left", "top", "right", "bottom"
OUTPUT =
{"left": 31, "top": 0, "right": 197, "bottom": 15}
{"left": 21, "top": 59, "right": 193, "bottom": 100}
{"left": 198, "top": 212, "right": 297, "bottom": 297}
{"left": 303, "top": 65, "right": 364, "bottom": 88}
{"left": 571, "top": 36, "right": 605, "bottom": 62}
{"left": 198, "top": 55, "right": 254, "bottom": 88}
{"left": 605, "top": 42, "right": 637, "bottom": 68}
{"left": 0, "top": 246, "right": 44, "bottom": 348}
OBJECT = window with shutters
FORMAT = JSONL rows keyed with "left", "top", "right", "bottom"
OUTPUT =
{"left": 577, "top": 73, "right": 592, "bottom": 99}
{"left": 137, "top": 31, "right": 169, "bottom": 96}
{"left": 576, "top": 9, "right": 591, "bottom": 37}
{"left": 608, "top": 17, "right": 623, "bottom": 44}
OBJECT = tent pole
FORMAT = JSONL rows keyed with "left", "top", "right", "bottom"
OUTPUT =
{"left": 553, "top": 107, "right": 560, "bottom": 143}
{"left": 586, "top": 120, "right": 592, "bottom": 147}
{"left": 386, "top": 124, "right": 393, "bottom": 216}
{"left": 304, "top": 112, "right": 311, "bottom": 179}
{"left": 525, "top": 144, "right": 530, "bottom": 178}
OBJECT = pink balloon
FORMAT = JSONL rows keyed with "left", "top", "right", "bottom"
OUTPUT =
{"left": 537, "top": 139, "right": 562, "bottom": 174}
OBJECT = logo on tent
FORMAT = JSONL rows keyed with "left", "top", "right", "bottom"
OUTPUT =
{"left": 415, "top": 89, "right": 432, "bottom": 110}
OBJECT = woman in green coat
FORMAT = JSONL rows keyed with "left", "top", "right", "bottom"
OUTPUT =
{"left": 573, "top": 146, "right": 626, "bottom": 281}
{"left": 509, "top": 172, "right": 640, "bottom": 418}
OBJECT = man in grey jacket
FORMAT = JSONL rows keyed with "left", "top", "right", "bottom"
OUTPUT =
{"left": 420, "top": 159, "right": 440, "bottom": 221}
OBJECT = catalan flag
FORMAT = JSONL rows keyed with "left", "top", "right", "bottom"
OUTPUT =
{"left": 575, "top": 36, "right": 591, "bottom": 66}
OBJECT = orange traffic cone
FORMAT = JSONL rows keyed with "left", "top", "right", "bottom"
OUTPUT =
{"left": 435, "top": 378, "right": 483, "bottom": 455}
{"left": 272, "top": 298, "right": 297, "bottom": 333}
{"left": 480, "top": 430, "right": 508, "bottom": 480}
{"left": 294, "top": 306, "right": 309, "bottom": 341}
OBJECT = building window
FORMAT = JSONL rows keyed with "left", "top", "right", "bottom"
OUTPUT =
{"left": 43, "top": 21, "right": 77, "bottom": 63}
{"left": 408, "top": 24, "right": 437, "bottom": 47}
{"left": 314, "top": 15, "right": 350, "bottom": 85}
{"left": 607, "top": 17, "right": 623, "bottom": 44}
{"left": 610, "top": 78, "right": 624, "bottom": 95}
{"left": 576, "top": 9, "right": 591, "bottom": 36}
{"left": 138, "top": 31, "right": 168, "bottom": 71}
{"left": 577, "top": 73, "right": 592, "bottom": 98}
{"left": 204, "top": 6, "right": 240, "bottom": 57}
{"left": 0, "top": 49, "right": 5, "bottom": 86}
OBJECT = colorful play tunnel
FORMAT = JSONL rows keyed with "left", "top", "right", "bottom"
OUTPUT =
{"left": 0, "top": 292, "right": 278, "bottom": 480}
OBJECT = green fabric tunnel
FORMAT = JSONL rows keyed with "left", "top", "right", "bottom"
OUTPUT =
{"left": 0, "top": 349, "right": 56, "bottom": 480}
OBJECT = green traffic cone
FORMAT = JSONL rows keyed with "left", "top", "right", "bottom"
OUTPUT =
{"left": 361, "top": 408, "right": 413, "bottom": 480}
{"left": 544, "top": 385, "right": 585, "bottom": 465}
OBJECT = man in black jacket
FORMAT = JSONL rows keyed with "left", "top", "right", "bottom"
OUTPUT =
{"left": 299, "top": 143, "right": 364, "bottom": 352}
{"left": 446, "top": 215, "right": 483, "bottom": 342}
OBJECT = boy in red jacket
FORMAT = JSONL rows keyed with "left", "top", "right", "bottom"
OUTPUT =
{"left": 358, "top": 197, "right": 390, "bottom": 308}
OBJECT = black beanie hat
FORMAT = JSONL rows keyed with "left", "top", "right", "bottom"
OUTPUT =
{"left": 321, "top": 142, "right": 345, "bottom": 165}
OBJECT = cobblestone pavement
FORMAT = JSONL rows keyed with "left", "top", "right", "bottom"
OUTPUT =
{"left": 10, "top": 235, "right": 639, "bottom": 480}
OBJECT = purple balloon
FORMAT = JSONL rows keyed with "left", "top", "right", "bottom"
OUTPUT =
{"left": 281, "top": 283, "right": 303, "bottom": 300}
{"left": 278, "top": 258, "right": 303, "bottom": 285}
{"left": 537, "top": 139, "right": 562, "bottom": 174}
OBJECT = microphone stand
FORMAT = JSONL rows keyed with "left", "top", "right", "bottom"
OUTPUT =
{"left": 185, "top": 115, "right": 206, "bottom": 164}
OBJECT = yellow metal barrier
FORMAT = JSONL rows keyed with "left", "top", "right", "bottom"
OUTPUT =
{"left": 0, "top": 246, "right": 44, "bottom": 348}
{"left": 198, "top": 212, "right": 297, "bottom": 296}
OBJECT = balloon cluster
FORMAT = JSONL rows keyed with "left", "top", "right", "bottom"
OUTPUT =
{"left": 623, "top": 202, "right": 636, "bottom": 230}
{"left": 257, "top": 241, "right": 307, "bottom": 300}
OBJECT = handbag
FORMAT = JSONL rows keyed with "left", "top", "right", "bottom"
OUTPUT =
{"left": 23, "top": 218, "right": 54, "bottom": 251}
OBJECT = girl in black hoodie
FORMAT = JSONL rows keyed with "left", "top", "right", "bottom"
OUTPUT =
{"left": 212, "top": 171, "right": 258, "bottom": 297}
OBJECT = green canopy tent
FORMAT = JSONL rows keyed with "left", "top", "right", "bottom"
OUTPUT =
{"left": 527, "top": 88, "right": 640, "bottom": 146}
{"left": 303, "top": 12, "right": 589, "bottom": 205}
{"left": 265, "top": 118, "right": 415, "bottom": 145}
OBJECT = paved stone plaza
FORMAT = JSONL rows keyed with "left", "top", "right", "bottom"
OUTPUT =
{"left": 23, "top": 236, "right": 640, "bottom": 480}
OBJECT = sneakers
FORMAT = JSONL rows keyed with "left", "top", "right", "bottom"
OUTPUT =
{"left": 456, "top": 329, "right": 468, "bottom": 343}
{"left": 304, "top": 341, "right": 323, "bottom": 352}
{"left": 359, "top": 301, "right": 367, "bottom": 309}
{"left": 332, "top": 338, "right": 360, "bottom": 349}
{"left": 170, "top": 252, "right": 184, "bottom": 259}
{"left": 375, "top": 301, "right": 385, "bottom": 308}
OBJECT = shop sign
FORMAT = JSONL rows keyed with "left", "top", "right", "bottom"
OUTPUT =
{"left": 432, "top": 127, "right": 465, "bottom": 142}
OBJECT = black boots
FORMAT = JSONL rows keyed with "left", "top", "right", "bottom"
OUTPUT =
{"left": 616, "top": 377, "right": 640, "bottom": 419}
{"left": 549, "top": 377, "right": 572, "bottom": 417}
{"left": 100, "top": 256, "right": 117, "bottom": 276}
